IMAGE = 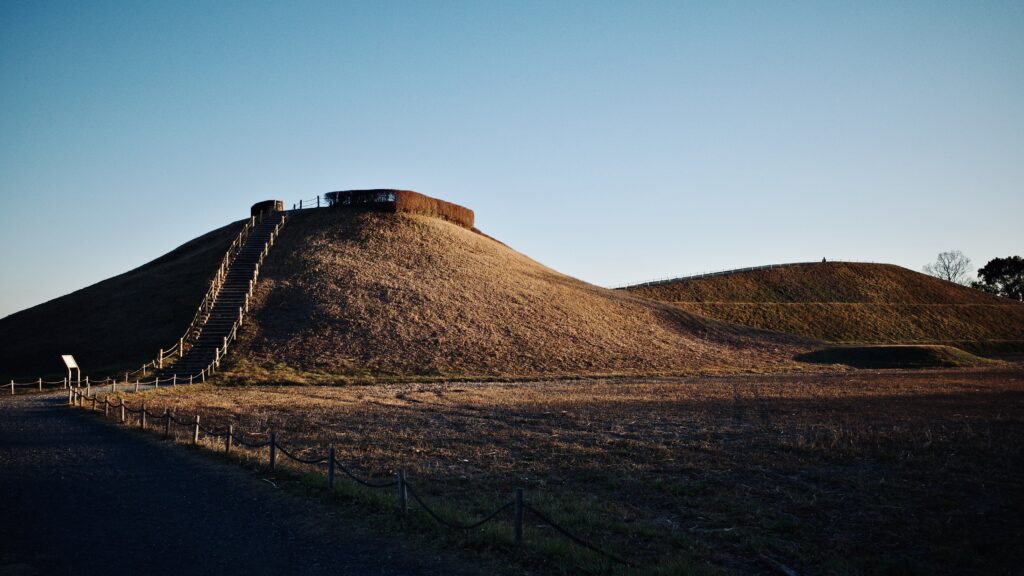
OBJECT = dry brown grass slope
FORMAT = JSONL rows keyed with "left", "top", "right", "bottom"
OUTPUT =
{"left": 625, "top": 262, "right": 1024, "bottom": 354}
{"left": 627, "top": 262, "right": 1006, "bottom": 304}
{"left": 0, "top": 220, "right": 245, "bottom": 381}
{"left": 230, "top": 208, "right": 816, "bottom": 380}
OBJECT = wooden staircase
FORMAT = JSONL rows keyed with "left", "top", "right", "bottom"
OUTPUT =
{"left": 158, "top": 211, "right": 287, "bottom": 380}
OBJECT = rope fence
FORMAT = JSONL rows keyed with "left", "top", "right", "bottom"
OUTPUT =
{"left": 7, "top": 377, "right": 69, "bottom": 395}
{"left": 67, "top": 387, "right": 633, "bottom": 567}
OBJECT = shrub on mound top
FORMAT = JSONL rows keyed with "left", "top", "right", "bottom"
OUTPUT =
{"left": 324, "top": 189, "right": 474, "bottom": 229}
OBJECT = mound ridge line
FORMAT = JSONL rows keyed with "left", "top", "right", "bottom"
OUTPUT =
{"left": 625, "top": 261, "right": 1024, "bottom": 355}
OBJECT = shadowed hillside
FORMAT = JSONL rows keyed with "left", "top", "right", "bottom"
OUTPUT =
{"left": 0, "top": 221, "right": 245, "bottom": 381}
{"left": 230, "top": 208, "right": 815, "bottom": 380}
{"left": 624, "top": 262, "right": 1024, "bottom": 354}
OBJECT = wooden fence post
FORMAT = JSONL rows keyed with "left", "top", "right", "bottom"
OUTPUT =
{"left": 159, "top": 349, "right": 163, "bottom": 370}
{"left": 91, "top": 396, "right": 96, "bottom": 411}
{"left": 269, "top": 432, "right": 277, "bottom": 470}
{"left": 155, "top": 377, "right": 160, "bottom": 389}
{"left": 189, "top": 374, "right": 193, "bottom": 385}
{"left": 164, "top": 410, "right": 170, "bottom": 438}
{"left": 193, "top": 415, "right": 200, "bottom": 445}
{"left": 112, "top": 380, "right": 117, "bottom": 394}
{"left": 328, "top": 447, "right": 336, "bottom": 489}
{"left": 172, "top": 375, "right": 177, "bottom": 387}
{"left": 68, "top": 389, "right": 73, "bottom": 405}
{"left": 9, "top": 380, "right": 13, "bottom": 395}
{"left": 201, "top": 369, "right": 206, "bottom": 383}
{"left": 514, "top": 488, "right": 524, "bottom": 547}
{"left": 135, "top": 380, "right": 139, "bottom": 393}
{"left": 226, "top": 425, "right": 233, "bottom": 453}
{"left": 120, "top": 403, "right": 125, "bottom": 423}
{"left": 38, "top": 378, "right": 42, "bottom": 392}
{"left": 64, "top": 377, "right": 67, "bottom": 390}
{"left": 179, "top": 337, "right": 184, "bottom": 357}
{"left": 104, "top": 399, "right": 109, "bottom": 417}
{"left": 398, "top": 469, "right": 408, "bottom": 514}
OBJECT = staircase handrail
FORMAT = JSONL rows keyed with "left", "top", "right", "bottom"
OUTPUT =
{"left": 132, "top": 214, "right": 258, "bottom": 376}
{"left": 203, "top": 212, "right": 287, "bottom": 377}
{"left": 179, "top": 215, "right": 258, "bottom": 345}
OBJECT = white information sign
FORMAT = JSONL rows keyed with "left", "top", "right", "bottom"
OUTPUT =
{"left": 61, "top": 355, "right": 79, "bottom": 369}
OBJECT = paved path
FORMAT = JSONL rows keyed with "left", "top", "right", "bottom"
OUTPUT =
{"left": 0, "top": 394, "right": 477, "bottom": 576}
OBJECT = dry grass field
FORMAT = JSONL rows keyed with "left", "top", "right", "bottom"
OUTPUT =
{"left": 232, "top": 209, "right": 814, "bottom": 379}
{"left": 121, "top": 366, "right": 1024, "bottom": 575}
{"left": 672, "top": 303, "right": 1024, "bottom": 352}
{"left": 625, "top": 263, "right": 1024, "bottom": 355}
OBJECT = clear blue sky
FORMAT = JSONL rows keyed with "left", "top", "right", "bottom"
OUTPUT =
{"left": 2, "top": 1, "right": 1022, "bottom": 318}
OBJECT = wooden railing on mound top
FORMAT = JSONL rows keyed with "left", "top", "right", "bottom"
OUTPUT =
{"left": 322, "top": 189, "right": 475, "bottom": 230}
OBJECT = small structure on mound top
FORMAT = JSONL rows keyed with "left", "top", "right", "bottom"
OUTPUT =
{"left": 323, "top": 189, "right": 474, "bottom": 229}
{"left": 251, "top": 200, "right": 284, "bottom": 217}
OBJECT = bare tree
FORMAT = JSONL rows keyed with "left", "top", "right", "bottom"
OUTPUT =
{"left": 923, "top": 250, "right": 972, "bottom": 285}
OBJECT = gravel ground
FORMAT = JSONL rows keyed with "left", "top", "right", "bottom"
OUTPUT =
{"left": 0, "top": 393, "right": 479, "bottom": 576}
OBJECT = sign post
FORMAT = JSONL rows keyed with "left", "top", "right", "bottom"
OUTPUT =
{"left": 61, "top": 355, "right": 80, "bottom": 388}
